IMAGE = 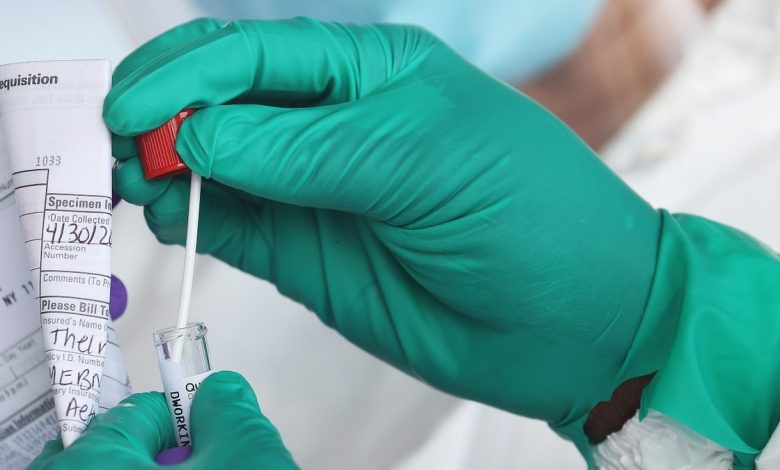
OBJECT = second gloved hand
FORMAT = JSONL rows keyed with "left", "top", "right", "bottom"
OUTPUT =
{"left": 28, "top": 371, "right": 297, "bottom": 469}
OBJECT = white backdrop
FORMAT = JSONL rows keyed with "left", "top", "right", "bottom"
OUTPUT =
{"left": 3, "top": 0, "right": 778, "bottom": 467}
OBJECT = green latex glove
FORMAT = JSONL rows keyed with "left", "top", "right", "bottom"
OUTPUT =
{"left": 106, "top": 15, "right": 661, "bottom": 421}
{"left": 29, "top": 371, "right": 298, "bottom": 469}
{"left": 105, "top": 17, "right": 661, "bottom": 460}
{"left": 105, "top": 18, "right": 780, "bottom": 466}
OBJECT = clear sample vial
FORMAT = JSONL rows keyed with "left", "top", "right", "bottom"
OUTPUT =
{"left": 154, "top": 322, "right": 213, "bottom": 447}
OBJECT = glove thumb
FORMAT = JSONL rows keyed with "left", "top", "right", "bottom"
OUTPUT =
{"left": 189, "top": 371, "right": 298, "bottom": 469}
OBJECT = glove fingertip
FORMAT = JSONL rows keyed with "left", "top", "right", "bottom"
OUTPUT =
{"left": 113, "top": 158, "right": 172, "bottom": 206}
{"left": 175, "top": 110, "right": 217, "bottom": 179}
{"left": 194, "top": 371, "right": 260, "bottom": 412}
{"left": 112, "top": 134, "right": 138, "bottom": 161}
{"left": 199, "top": 370, "right": 252, "bottom": 394}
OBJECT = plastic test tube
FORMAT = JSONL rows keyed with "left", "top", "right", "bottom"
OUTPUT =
{"left": 154, "top": 322, "right": 213, "bottom": 448}
{"left": 137, "top": 110, "right": 210, "bottom": 462}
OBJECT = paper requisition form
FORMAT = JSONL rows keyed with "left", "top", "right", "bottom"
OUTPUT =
{"left": 0, "top": 60, "right": 131, "bottom": 468}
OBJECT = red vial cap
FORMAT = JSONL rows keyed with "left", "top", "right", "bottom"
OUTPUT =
{"left": 136, "top": 109, "right": 196, "bottom": 180}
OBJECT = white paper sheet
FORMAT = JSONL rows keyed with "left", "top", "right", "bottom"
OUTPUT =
{"left": 0, "top": 59, "right": 131, "bottom": 463}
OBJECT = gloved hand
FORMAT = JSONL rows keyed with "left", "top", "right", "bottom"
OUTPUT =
{"left": 29, "top": 371, "right": 298, "bottom": 469}
{"left": 105, "top": 18, "right": 780, "bottom": 465}
{"left": 105, "top": 17, "right": 661, "bottom": 450}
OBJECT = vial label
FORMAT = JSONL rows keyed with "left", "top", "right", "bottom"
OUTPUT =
{"left": 159, "top": 360, "right": 212, "bottom": 447}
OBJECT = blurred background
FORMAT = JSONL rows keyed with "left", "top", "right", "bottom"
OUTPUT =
{"left": 524, "top": 0, "right": 723, "bottom": 149}
{"left": 4, "top": 0, "right": 780, "bottom": 467}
